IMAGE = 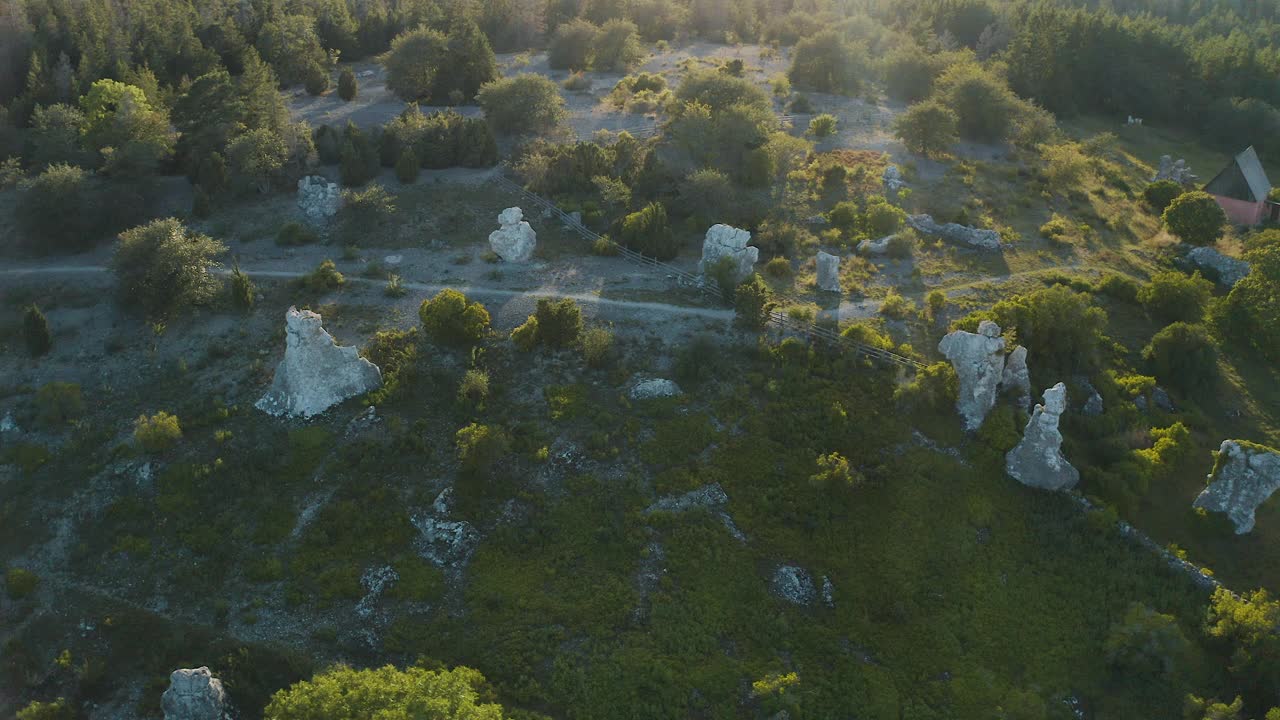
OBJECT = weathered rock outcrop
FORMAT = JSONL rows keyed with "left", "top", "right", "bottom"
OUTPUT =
{"left": 882, "top": 165, "right": 907, "bottom": 200}
{"left": 488, "top": 207, "right": 537, "bottom": 263}
{"left": 1187, "top": 246, "right": 1251, "bottom": 288}
{"left": 907, "top": 214, "right": 1001, "bottom": 251}
{"left": 816, "top": 251, "right": 842, "bottom": 292}
{"left": 256, "top": 307, "right": 383, "bottom": 418}
{"left": 698, "top": 224, "right": 758, "bottom": 282}
{"left": 770, "top": 565, "right": 817, "bottom": 606}
{"left": 297, "top": 176, "right": 341, "bottom": 225}
{"left": 413, "top": 488, "right": 479, "bottom": 567}
{"left": 161, "top": 667, "right": 228, "bottom": 720}
{"left": 1153, "top": 155, "right": 1198, "bottom": 185}
{"left": 1001, "top": 345, "right": 1032, "bottom": 411}
{"left": 938, "top": 321, "right": 1007, "bottom": 430}
{"left": 629, "top": 377, "right": 682, "bottom": 401}
{"left": 857, "top": 234, "right": 894, "bottom": 255}
{"left": 1005, "top": 383, "right": 1079, "bottom": 491}
{"left": 644, "top": 483, "right": 746, "bottom": 542}
{"left": 1193, "top": 440, "right": 1280, "bottom": 534}
{"left": 1078, "top": 378, "right": 1104, "bottom": 417}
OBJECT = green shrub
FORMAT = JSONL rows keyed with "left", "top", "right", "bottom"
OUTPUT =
{"left": 263, "top": 665, "right": 510, "bottom": 719}
{"left": 592, "top": 19, "right": 644, "bottom": 71}
{"left": 24, "top": 304, "right": 52, "bottom": 357}
{"left": 549, "top": 18, "right": 599, "bottom": 70}
{"left": 788, "top": 30, "right": 867, "bottom": 95}
{"left": 511, "top": 315, "right": 539, "bottom": 351}
{"left": 1097, "top": 273, "right": 1140, "bottom": 303}
{"left": 395, "top": 148, "right": 419, "bottom": 184}
{"left": 5, "top": 567, "right": 39, "bottom": 599}
{"left": 304, "top": 63, "right": 329, "bottom": 96}
{"left": 865, "top": 198, "right": 906, "bottom": 236}
{"left": 299, "top": 260, "right": 346, "bottom": 292}
{"left": 810, "top": 452, "right": 860, "bottom": 489}
{"left": 926, "top": 290, "right": 947, "bottom": 322}
{"left": 455, "top": 423, "right": 511, "bottom": 477}
{"left": 191, "top": 185, "right": 212, "bottom": 218}
{"left": 1162, "top": 191, "right": 1226, "bottom": 245}
{"left": 807, "top": 114, "right": 838, "bottom": 137}
{"left": 886, "top": 233, "right": 915, "bottom": 259}
{"left": 134, "top": 411, "right": 182, "bottom": 453}
{"left": 112, "top": 218, "right": 227, "bottom": 317}
{"left": 563, "top": 71, "right": 591, "bottom": 91}
{"left": 16, "top": 697, "right": 72, "bottom": 720}
{"left": 879, "top": 290, "right": 916, "bottom": 320}
{"left": 1139, "top": 271, "right": 1213, "bottom": 323}
{"left": 580, "top": 326, "right": 615, "bottom": 368}
{"left": 620, "top": 201, "right": 677, "bottom": 259}
{"left": 338, "top": 68, "right": 358, "bottom": 101}
{"left": 591, "top": 236, "right": 619, "bottom": 256}
{"left": 893, "top": 100, "right": 958, "bottom": 157}
{"left": 894, "top": 361, "right": 957, "bottom": 413}
{"left": 230, "top": 263, "right": 255, "bottom": 312}
{"left": 477, "top": 74, "right": 567, "bottom": 135}
{"left": 765, "top": 256, "right": 792, "bottom": 278}
{"left": 276, "top": 221, "right": 319, "bottom": 246}
{"left": 1213, "top": 241, "right": 1280, "bottom": 361}
{"left": 35, "top": 382, "right": 83, "bottom": 427}
{"left": 1143, "top": 180, "right": 1182, "bottom": 213}
{"left": 1142, "top": 322, "right": 1217, "bottom": 392}
{"left": 534, "top": 297, "right": 583, "bottom": 347}
{"left": 384, "top": 274, "right": 406, "bottom": 298}
{"left": 735, "top": 273, "right": 776, "bottom": 330}
{"left": 1039, "top": 214, "right": 1073, "bottom": 239}
{"left": 418, "top": 289, "right": 490, "bottom": 344}
{"left": 457, "top": 368, "right": 490, "bottom": 404}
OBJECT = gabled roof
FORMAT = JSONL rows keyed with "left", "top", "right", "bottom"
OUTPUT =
{"left": 1204, "top": 146, "right": 1272, "bottom": 203}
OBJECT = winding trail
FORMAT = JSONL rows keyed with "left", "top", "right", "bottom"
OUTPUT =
{"left": 0, "top": 265, "right": 735, "bottom": 321}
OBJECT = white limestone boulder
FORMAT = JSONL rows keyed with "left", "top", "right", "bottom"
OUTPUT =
{"left": 857, "top": 234, "right": 895, "bottom": 255}
{"left": 1005, "top": 383, "right": 1079, "bottom": 491}
{"left": 1001, "top": 345, "right": 1032, "bottom": 411}
{"left": 938, "top": 320, "right": 1007, "bottom": 431}
{"left": 882, "top": 164, "right": 907, "bottom": 200}
{"left": 256, "top": 307, "right": 383, "bottom": 418}
{"left": 816, "top": 251, "right": 842, "bottom": 292}
{"left": 1187, "top": 246, "right": 1251, "bottom": 288}
{"left": 297, "top": 176, "right": 342, "bottom": 225}
{"left": 629, "top": 377, "right": 683, "bottom": 401}
{"left": 161, "top": 667, "right": 228, "bottom": 720}
{"left": 907, "top": 214, "right": 1001, "bottom": 251}
{"left": 489, "top": 207, "right": 537, "bottom": 263}
{"left": 770, "top": 565, "right": 817, "bottom": 606}
{"left": 1193, "top": 440, "right": 1280, "bottom": 534}
{"left": 698, "top": 224, "right": 759, "bottom": 282}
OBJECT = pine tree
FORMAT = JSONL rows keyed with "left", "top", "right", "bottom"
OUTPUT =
{"left": 396, "top": 147, "right": 419, "bottom": 183}
{"left": 338, "top": 68, "right": 358, "bottom": 101}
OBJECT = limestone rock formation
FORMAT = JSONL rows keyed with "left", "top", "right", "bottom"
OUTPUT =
{"left": 161, "top": 667, "right": 228, "bottom": 720}
{"left": 1001, "top": 345, "right": 1032, "bottom": 411}
{"left": 1005, "top": 383, "right": 1079, "bottom": 491}
{"left": 629, "top": 377, "right": 683, "bottom": 401}
{"left": 820, "top": 575, "right": 835, "bottom": 607}
{"left": 907, "top": 214, "right": 1002, "bottom": 251}
{"left": 938, "top": 320, "right": 1007, "bottom": 431}
{"left": 488, "top": 207, "right": 537, "bottom": 263}
{"left": 413, "top": 488, "right": 480, "bottom": 567}
{"left": 1187, "top": 246, "right": 1251, "bottom": 288}
{"left": 1193, "top": 440, "right": 1280, "bottom": 534}
{"left": 256, "top": 307, "right": 383, "bottom": 418}
{"left": 644, "top": 483, "right": 746, "bottom": 542}
{"left": 882, "top": 165, "right": 907, "bottom": 200}
{"left": 770, "top": 565, "right": 817, "bottom": 606}
{"left": 1153, "top": 155, "right": 1198, "bottom": 185}
{"left": 297, "top": 176, "right": 341, "bottom": 225}
{"left": 816, "top": 251, "right": 842, "bottom": 292}
{"left": 698, "top": 224, "right": 759, "bottom": 282}
{"left": 857, "top": 234, "right": 894, "bottom": 255}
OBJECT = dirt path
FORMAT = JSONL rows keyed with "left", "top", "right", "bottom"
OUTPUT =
{"left": 0, "top": 265, "right": 735, "bottom": 321}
